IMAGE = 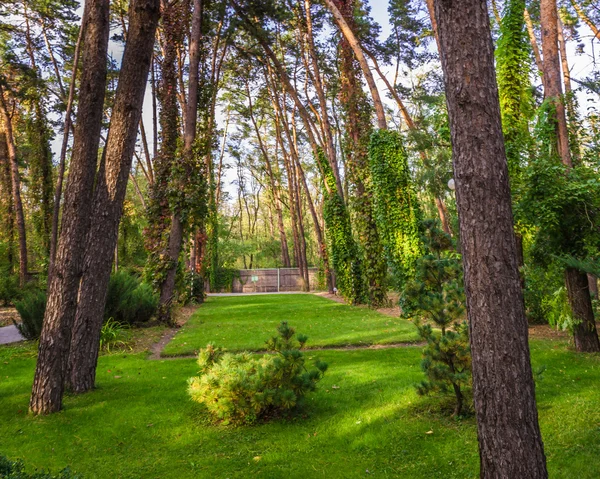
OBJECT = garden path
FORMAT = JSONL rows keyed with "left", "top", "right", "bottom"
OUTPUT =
{"left": 0, "top": 325, "right": 24, "bottom": 345}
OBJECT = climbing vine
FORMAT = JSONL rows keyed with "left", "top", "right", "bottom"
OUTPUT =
{"left": 369, "top": 130, "right": 422, "bottom": 285}
{"left": 317, "top": 150, "right": 365, "bottom": 304}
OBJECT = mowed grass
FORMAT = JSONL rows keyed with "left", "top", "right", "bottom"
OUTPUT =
{"left": 161, "top": 294, "right": 419, "bottom": 357}
{"left": 0, "top": 339, "right": 599, "bottom": 478}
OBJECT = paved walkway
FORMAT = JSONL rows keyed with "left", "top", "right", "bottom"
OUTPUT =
{"left": 207, "top": 292, "right": 309, "bottom": 297}
{"left": 0, "top": 325, "right": 25, "bottom": 345}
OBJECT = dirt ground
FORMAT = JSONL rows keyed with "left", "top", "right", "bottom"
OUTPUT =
{"left": 0, "top": 308, "right": 19, "bottom": 327}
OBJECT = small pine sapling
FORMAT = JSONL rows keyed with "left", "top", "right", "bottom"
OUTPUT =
{"left": 400, "top": 220, "right": 471, "bottom": 416}
{"left": 188, "top": 322, "right": 328, "bottom": 425}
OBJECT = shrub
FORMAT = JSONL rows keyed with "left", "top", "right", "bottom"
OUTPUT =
{"left": 400, "top": 220, "right": 471, "bottom": 416}
{"left": 104, "top": 272, "right": 158, "bottom": 325}
{"left": 0, "top": 272, "right": 20, "bottom": 307}
{"left": 14, "top": 290, "right": 47, "bottom": 340}
{"left": 188, "top": 322, "right": 328, "bottom": 425}
{"left": 0, "top": 455, "right": 80, "bottom": 478}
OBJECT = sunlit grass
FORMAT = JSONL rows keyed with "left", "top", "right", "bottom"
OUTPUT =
{"left": 161, "top": 294, "right": 419, "bottom": 357}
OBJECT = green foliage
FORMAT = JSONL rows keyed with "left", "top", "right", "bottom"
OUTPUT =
{"left": 369, "top": 130, "right": 423, "bottom": 286}
{"left": 99, "top": 319, "right": 129, "bottom": 353}
{"left": 0, "top": 272, "right": 19, "bottom": 307}
{"left": 544, "top": 287, "right": 573, "bottom": 331}
{"left": 400, "top": 220, "right": 470, "bottom": 416}
{"left": 317, "top": 150, "right": 365, "bottom": 304}
{"left": 104, "top": 272, "right": 158, "bottom": 325}
{"left": 496, "top": 0, "right": 534, "bottom": 183}
{"left": 188, "top": 322, "right": 327, "bottom": 425}
{"left": 14, "top": 290, "right": 46, "bottom": 340}
{"left": 0, "top": 455, "right": 79, "bottom": 479}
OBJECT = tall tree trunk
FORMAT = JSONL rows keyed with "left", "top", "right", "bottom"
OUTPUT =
{"left": 433, "top": 0, "right": 548, "bottom": 477}
{"left": 156, "top": 0, "right": 204, "bottom": 323}
{"left": 0, "top": 91, "right": 29, "bottom": 286}
{"left": 524, "top": 8, "right": 546, "bottom": 89}
{"left": 50, "top": 15, "right": 86, "bottom": 272}
{"left": 29, "top": 0, "right": 110, "bottom": 415}
{"left": 322, "top": 0, "right": 386, "bottom": 129}
{"left": 67, "top": 0, "right": 161, "bottom": 394}
{"left": 335, "top": 0, "right": 387, "bottom": 307}
{"left": 540, "top": 0, "right": 572, "bottom": 167}
{"left": 565, "top": 268, "right": 600, "bottom": 352}
{"left": 0, "top": 131, "right": 15, "bottom": 273}
{"left": 570, "top": 0, "right": 600, "bottom": 41}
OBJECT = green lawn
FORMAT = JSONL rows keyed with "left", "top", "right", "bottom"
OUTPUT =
{"left": 161, "top": 294, "right": 419, "bottom": 356}
{"left": 0, "top": 340, "right": 599, "bottom": 478}
{"left": 1, "top": 295, "right": 599, "bottom": 478}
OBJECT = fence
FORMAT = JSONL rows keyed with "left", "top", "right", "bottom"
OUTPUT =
{"left": 228, "top": 268, "right": 321, "bottom": 293}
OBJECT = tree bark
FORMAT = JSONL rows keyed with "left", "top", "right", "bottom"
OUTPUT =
{"left": 157, "top": 0, "right": 204, "bottom": 323}
{"left": 323, "top": 0, "right": 386, "bottom": 130}
{"left": 66, "top": 0, "right": 161, "bottom": 394}
{"left": 0, "top": 91, "right": 28, "bottom": 286}
{"left": 433, "top": 0, "right": 548, "bottom": 477}
{"left": 30, "top": 0, "right": 110, "bottom": 415}
{"left": 524, "top": 8, "right": 546, "bottom": 88}
{"left": 565, "top": 268, "right": 600, "bottom": 352}
{"left": 50, "top": 13, "right": 86, "bottom": 271}
{"left": 540, "top": 0, "right": 572, "bottom": 167}
{"left": 570, "top": 0, "right": 600, "bottom": 41}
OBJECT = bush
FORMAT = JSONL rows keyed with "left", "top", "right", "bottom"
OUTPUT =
{"left": 0, "top": 455, "right": 80, "bottom": 478}
{"left": 0, "top": 272, "right": 20, "bottom": 307}
{"left": 400, "top": 220, "right": 471, "bottom": 416}
{"left": 14, "top": 290, "right": 47, "bottom": 340}
{"left": 104, "top": 272, "right": 158, "bottom": 325}
{"left": 188, "top": 322, "right": 328, "bottom": 425}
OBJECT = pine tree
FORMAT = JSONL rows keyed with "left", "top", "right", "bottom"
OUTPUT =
{"left": 400, "top": 220, "right": 469, "bottom": 416}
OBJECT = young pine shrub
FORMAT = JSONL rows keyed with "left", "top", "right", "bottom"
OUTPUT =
{"left": 400, "top": 220, "right": 471, "bottom": 416}
{"left": 104, "top": 272, "right": 158, "bottom": 325}
{"left": 188, "top": 322, "right": 328, "bottom": 425}
{"left": 14, "top": 290, "right": 47, "bottom": 340}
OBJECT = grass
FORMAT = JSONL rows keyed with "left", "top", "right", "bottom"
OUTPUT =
{"left": 1, "top": 295, "right": 599, "bottom": 478}
{"left": 161, "top": 294, "right": 420, "bottom": 357}
{"left": 0, "top": 339, "right": 599, "bottom": 478}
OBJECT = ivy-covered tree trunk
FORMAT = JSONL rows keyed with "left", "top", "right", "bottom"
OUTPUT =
{"left": 0, "top": 93, "right": 28, "bottom": 286}
{"left": 145, "top": 1, "right": 183, "bottom": 322}
{"left": 334, "top": 0, "right": 387, "bottom": 307}
{"left": 433, "top": 0, "right": 548, "bottom": 476}
{"left": 30, "top": 0, "right": 110, "bottom": 415}
{"left": 66, "top": 0, "right": 161, "bottom": 394}
{"left": 155, "top": 0, "right": 205, "bottom": 322}
{"left": 0, "top": 130, "right": 16, "bottom": 273}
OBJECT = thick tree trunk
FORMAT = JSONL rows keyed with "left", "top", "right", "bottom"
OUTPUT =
{"left": 0, "top": 93, "right": 28, "bottom": 286}
{"left": 67, "top": 0, "right": 161, "bottom": 394}
{"left": 565, "top": 268, "right": 600, "bottom": 352}
{"left": 433, "top": 0, "right": 548, "bottom": 477}
{"left": 540, "top": 0, "right": 572, "bottom": 167}
{"left": 30, "top": 0, "right": 110, "bottom": 415}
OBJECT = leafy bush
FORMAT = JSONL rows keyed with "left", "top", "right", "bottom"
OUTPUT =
{"left": 0, "top": 272, "right": 20, "bottom": 307}
{"left": 99, "top": 319, "right": 129, "bottom": 352}
{"left": 14, "top": 290, "right": 47, "bottom": 340}
{"left": 0, "top": 455, "right": 80, "bottom": 478}
{"left": 400, "top": 220, "right": 471, "bottom": 416}
{"left": 188, "top": 322, "right": 328, "bottom": 425}
{"left": 104, "top": 272, "right": 158, "bottom": 325}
